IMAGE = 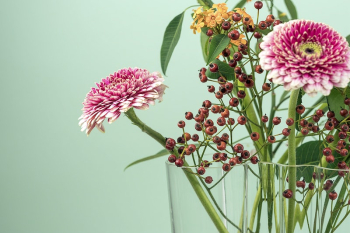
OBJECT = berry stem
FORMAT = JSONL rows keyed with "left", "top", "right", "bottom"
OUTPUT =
{"left": 124, "top": 108, "right": 229, "bottom": 233}
{"left": 287, "top": 88, "right": 300, "bottom": 233}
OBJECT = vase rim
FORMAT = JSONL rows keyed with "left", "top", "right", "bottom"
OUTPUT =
{"left": 165, "top": 160, "right": 350, "bottom": 172}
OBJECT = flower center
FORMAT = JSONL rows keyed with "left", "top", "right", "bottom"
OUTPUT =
{"left": 299, "top": 42, "right": 322, "bottom": 58}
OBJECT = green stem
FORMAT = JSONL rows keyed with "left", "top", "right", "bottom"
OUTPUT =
{"left": 124, "top": 108, "right": 229, "bottom": 233}
{"left": 287, "top": 89, "right": 300, "bottom": 233}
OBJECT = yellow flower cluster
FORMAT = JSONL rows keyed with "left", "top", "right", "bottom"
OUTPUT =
{"left": 190, "top": 3, "right": 234, "bottom": 34}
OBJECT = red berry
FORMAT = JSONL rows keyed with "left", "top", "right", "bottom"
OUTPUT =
{"left": 229, "top": 158, "right": 237, "bottom": 166}
{"left": 312, "top": 125, "right": 320, "bottom": 133}
{"left": 237, "top": 115, "right": 247, "bottom": 125}
{"left": 233, "top": 52, "right": 243, "bottom": 61}
{"left": 205, "top": 126, "right": 215, "bottom": 135}
{"left": 213, "top": 153, "right": 220, "bottom": 161}
{"left": 255, "top": 65, "right": 263, "bottom": 74}
{"left": 178, "top": 146, "right": 184, "bottom": 154}
{"left": 166, "top": 138, "right": 176, "bottom": 150}
{"left": 217, "top": 116, "right": 226, "bottom": 126}
{"left": 345, "top": 97, "right": 350, "bottom": 105}
{"left": 296, "top": 105, "right": 305, "bottom": 114}
{"left": 209, "top": 63, "right": 218, "bottom": 72}
{"left": 340, "top": 149, "right": 348, "bottom": 157}
{"left": 251, "top": 132, "right": 260, "bottom": 141}
{"left": 250, "top": 156, "right": 259, "bottom": 164}
{"left": 339, "top": 131, "right": 347, "bottom": 139}
{"left": 325, "top": 121, "right": 334, "bottom": 130}
{"left": 225, "top": 82, "right": 233, "bottom": 92}
{"left": 329, "top": 191, "right": 338, "bottom": 200}
{"left": 222, "top": 48, "right": 231, "bottom": 57}
{"left": 221, "top": 108, "right": 230, "bottom": 118}
{"left": 183, "top": 132, "right": 191, "bottom": 141}
{"left": 217, "top": 141, "right": 227, "bottom": 150}
{"left": 307, "top": 122, "right": 314, "bottom": 129}
{"left": 203, "top": 119, "right": 213, "bottom": 128}
{"left": 222, "top": 163, "right": 231, "bottom": 172}
{"left": 229, "top": 97, "right": 239, "bottom": 107}
{"left": 168, "top": 154, "right": 176, "bottom": 163}
{"left": 282, "top": 128, "right": 291, "bottom": 136}
{"left": 221, "top": 133, "right": 229, "bottom": 142}
{"left": 253, "top": 32, "right": 262, "bottom": 39}
{"left": 296, "top": 180, "right": 306, "bottom": 189}
{"left": 205, "top": 176, "right": 213, "bottom": 184}
{"left": 254, "top": 1, "right": 263, "bottom": 9}
{"left": 194, "top": 114, "right": 204, "bottom": 122}
{"left": 312, "top": 115, "right": 320, "bottom": 122}
{"left": 178, "top": 120, "right": 185, "bottom": 128}
{"left": 185, "top": 112, "right": 193, "bottom": 120}
{"left": 299, "top": 119, "right": 308, "bottom": 127}
{"left": 237, "top": 90, "right": 246, "bottom": 99}
{"left": 272, "top": 117, "right": 281, "bottom": 125}
{"left": 211, "top": 105, "right": 221, "bottom": 114}
{"left": 227, "top": 118, "right": 235, "bottom": 125}
{"left": 199, "top": 74, "right": 208, "bottom": 83}
{"left": 222, "top": 21, "right": 231, "bottom": 30}
{"left": 215, "top": 91, "right": 223, "bottom": 99}
{"left": 262, "top": 114, "right": 268, "bottom": 123}
{"left": 191, "top": 134, "right": 199, "bottom": 141}
{"left": 258, "top": 21, "right": 267, "bottom": 30}
{"left": 268, "top": 135, "right": 276, "bottom": 143}
{"left": 233, "top": 143, "right": 244, "bottom": 153}
{"left": 338, "top": 161, "right": 347, "bottom": 169}
{"left": 327, "top": 111, "right": 335, "bottom": 118}
{"left": 201, "top": 160, "right": 210, "bottom": 167}
{"left": 197, "top": 167, "right": 206, "bottom": 175}
{"left": 309, "top": 183, "right": 315, "bottom": 190}
{"left": 177, "top": 137, "right": 185, "bottom": 144}
{"left": 241, "top": 150, "right": 250, "bottom": 159}
{"left": 262, "top": 83, "right": 271, "bottom": 91}
{"left": 341, "top": 124, "right": 349, "bottom": 132}
{"left": 202, "top": 100, "right": 212, "bottom": 108}
{"left": 338, "top": 140, "right": 346, "bottom": 148}
{"left": 283, "top": 189, "right": 293, "bottom": 198}
{"left": 340, "top": 108, "right": 348, "bottom": 117}
{"left": 273, "top": 20, "right": 281, "bottom": 26}
{"left": 232, "top": 13, "right": 242, "bottom": 22}
{"left": 316, "top": 109, "right": 324, "bottom": 117}
{"left": 234, "top": 66, "right": 242, "bottom": 74}
{"left": 206, "top": 29, "right": 213, "bottom": 36}
{"left": 286, "top": 118, "right": 294, "bottom": 126}
{"left": 301, "top": 128, "right": 309, "bottom": 135}
{"left": 244, "top": 79, "right": 254, "bottom": 88}
{"left": 219, "top": 153, "right": 228, "bottom": 161}
{"left": 324, "top": 180, "right": 333, "bottom": 190}
{"left": 228, "top": 30, "right": 240, "bottom": 40}
{"left": 326, "top": 135, "right": 334, "bottom": 143}
{"left": 266, "top": 14, "right": 275, "bottom": 23}
{"left": 175, "top": 158, "right": 184, "bottom": 167}
{"left": 326, "top": 155, "right": 335, "bottom": 163}
{"left": 236, "top": 156, "right": 243, "bottom": 164}
{"left": 323, "top": 148, "right": 332, "bottom": 156}
{"left": 229, "top": 59, "right": 237, "bottom": 67}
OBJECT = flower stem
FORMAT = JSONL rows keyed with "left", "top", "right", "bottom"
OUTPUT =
{"left": 287, "top": 89, "right": 300, "bottom": 233}
{"left": 124, "top": 108, "right": 229, "bottom": 233}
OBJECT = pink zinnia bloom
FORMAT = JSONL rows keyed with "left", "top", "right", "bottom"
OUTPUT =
{"left": 259, "top": 20, "right": 350, "bottom": 96}
{"left": 79, "top": 67, "right": 167, "bottom": 135}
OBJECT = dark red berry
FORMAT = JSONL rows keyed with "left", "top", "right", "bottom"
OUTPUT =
{"left": 178, "top": 120, "right": 185, "bottom": 128}
{"left": 229, "top": 97, "right": 239, "bottom": 107}
{"left": 268, "top": 135, "right": 276, "bottom": 143}
{"left": 316, "top": 109, "right": 324, "bottom": 117}
{"left": 273, "top": 20, "right": 281, "bottom": 26}
{"left": 341, "top": 124, "right": 349, "bottom": 132}
{"left": 244, "top": 79, "right": 254, "bottom": 88}
{"left": 338, "top": 161, "right": 347, "bottom": 169}
{"left": 232, "top": 13, "right": 242, "bottom": 22}
{"left": 345, "top": 97, "right": 350, "bottom": 105}
{"left": 197, "top": 167, "right": 206, "bottom": 175}
{"left": 251, "top": 132, "right": 260, "bottom": 141}
{"left": 255, "top": 65, "right": 263, "bottom": 74}
{"left": 283, "top": 189, "right": 293, "bottom": 198}
{"left": 237, "top": 115, "right": 247, "bottom": 125}
{"left": 272, "top": 117, "right": 281, "bottom": 125}
{"left": 258, "top": 21, "right": 267, "bottom": 30}
{"left": 282, "top": 128, "right": 291, "bottom": 136}
{"left": 324, "top": 180, "right": 333, "bottom": 191}
{"left": 211, "top": 105, "right": 220, "bottom": 114}
{"left": 312, "top": 115, "right": 320, "bottom": 123}
{"left": 177, "top": 146, "right": 184, "bottom": 154}
{"left": 229, "top": 59, "right": 237, "bottom": 67}
{"left": 205, "top": 176, "right": 213, "bottom": 184}
{"left": 327, "top": 111, "right": 335, "bottom": 118}
{"left": 217, "top": 116, "right": 226, "bottom": 126}
{"left": 209, "top": 63, "right": 218, "bottom": 72}
{"left": 325, "top": 121, "right": 334, "bottom": 130}
{"left": 234, "top": 67, "right": 242, "bottom": 74}
{"left": 326, "top": 155, "right": 335, "bottom": 163}
{"left": 206, "top": 29, "right": 213, "bottom": 36}
{"left": 222, "top": 48, "right": 231, "bottom": 57}
{"left": 340, "top": 108, "right": 348, "bottom": 117}
{"left": 213, "top": 153, "right": 220, "bottom": 161}
{"left": 238, "top": 44, "right": 247, "bottom": 52}
{"left": 301, "top": 128, "right": 309, "bottom": 135}
{"left": 329, "top": 191, "right": 338, "bottom": 200}
{"left": 199, "top": 74, "right": 208, "bottom": 83}
{"left": 262, "top": 83, "right": 271, "bottom": 91}
{"left": 326, "top": 135, "right": 334, "bottom": 143}
{"left": 166, "top": 138, "right": 176, "bottom": 150}
{"left": 266, "top": 14, "right": 275, "bottom": 23}
{"left": 215, "top": 91, "right": 223, "bottom": 99}
{"left": 227, "top": 118, "right": 235, "bottom": 125}
{"left": 191, "top": 134, "right": 199, "bottom": 141}
{"left": 229, "top": 158, "right": 236, "bottom": 166}
{"left": 233, "top": 143, "right": 244, "bottom": 153}
{"left": 241, "top": 150, "right": 250, "bottom": 159}
{"left": 175, "top": 158, "right": 184, "bottom": 167}
{"left": 225, "top": 82, "right": 233, "bottom": 92}
{"left": 237, "top": 90, "right": 246, "bottom": 99}
{"left": 323, "top": 148, "right": 332, "bottom": 156}
{"left": 204, "top": 119, "right": 214, "bottom": 128}
{"left": 219, "top": 153, "right": 228, "bottom": 161}
{"left": 309, "top": 183, "right": 315, "bottom": 190}
{"left": 228, "top": 30, "right": 240, "bottom": 40}
{"left": 222, "top": 163, "right": 231, "bottom": 172}
{"left": 340, "top": 149, "right": 348, "bottom": 157}
{"left": 233, "top": 52, "right": 243, "bottom": 61}
{"left": 296, "top": 180, "right": 306, "bottom": 189}
{"left": 286, "top": 118, "right": 294, "bottom": 126}
{"left": 168, "top": 154, "right": 176, "bottom": 163}
{"left": 312, "top": 125, "right": 320, "bottom": 133}
{"left": 262, "top": 114, "right": 268, "bottom": 123}
{"left": 254, "top": 1, "right": 263, "bottom": 9}
{"left": 253, "top": 32, "right": 262, "bottom": 39}
{"left": 296, "top": 105, "right": 305, "bottom": 114}
{"left": 185, "top": 112, "right": 193, "bottom": 120}
{"left": 222, "top": 21, "right": 231, "bottom": 30}
{"left": 251, "top": 156, "right": 259, "bottom": 164}
{"left": 194, "top": 114, "right": 204, "bottom": 122}
{"left": 221, "top": 133, "right": 229, "bottom": 142}
{"left": 339, "top": 131, "right": 347, "bottom": 139}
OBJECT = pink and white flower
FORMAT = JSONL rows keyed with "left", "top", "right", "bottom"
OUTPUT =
{"left": 259, "top": 20, "right": 350, "bottom": 96}
{"left": 79, "top": 67, "right": 166, "bottom": 135}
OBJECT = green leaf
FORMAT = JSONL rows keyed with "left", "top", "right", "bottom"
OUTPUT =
{"left": 296, "top": 141, "right": 322, "bottom": 182}
{"left": 206, "top": 34, "right": 230, "bottom": 65}
{"left": 160, "top": 12, "right": 185, "bottom": 75}
{"left": 284, "top": 0, "right": 298, "bottom": 20}
{"left": 197, "top": 0, "right": 214, "bottom": 9}
{"left": 326, "top": 89, "right": 346, "bottom": 120}
{"left": 205, "top": 59, "right": 235, "bottom": 80}
{"left": 232, "top": 0, "right": 246, "bottom": 9}
{"left": 255, "top": 38, "right": 262, "bottom": 54}
{"left": 295, "top": 90, "right": 304, "bottom": 132}
{"left": 277, "top": 9, "right": 290, "bottom": 22}
{"left": 346, "top": 35, "right": 350, "bottom": 46}
{"left": 124, "top": 148, "right": 170, "bottom": 171}
{"left": 200, "top": 27, "right": 209, "bottom": 62}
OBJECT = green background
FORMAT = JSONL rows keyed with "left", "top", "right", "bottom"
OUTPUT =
{"left": 1, "top": 0, "right": 350, "bottom": 232}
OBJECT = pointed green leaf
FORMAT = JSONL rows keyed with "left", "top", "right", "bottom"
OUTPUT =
{"left": 124, "top": 149, "right": 170, "bottom": 171}
{"left": 326, "top": 89, "right": 346, "bottom": 120}
{"left": 296, "top": 141, "right": 322, "bottom": 182}
{"left": 206, "top": 34, "right": 230, "bottom": 65}
{"left": 200, "top": 27, "right": 209, "bottom": 62}
{"left": 284, "top": 0, "right": 298, "bottom": 20}
{"left": 205, "top": 59, "right": 235, "bottom": 80}
{"left": 232, "top": 0, "right": 246, "bottom": 10}
{"left": 197, "top": 0, "right": 214, "bottom": 8}
{"left": 160, "top": 12, "right": 185, "bottom": 75}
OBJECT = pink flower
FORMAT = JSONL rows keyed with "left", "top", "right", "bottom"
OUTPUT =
{"left": 79, "top": 67, "right": 166, "bottom": 135}
{"left": 259, "top": 20, "right": 350, "bottom": 96}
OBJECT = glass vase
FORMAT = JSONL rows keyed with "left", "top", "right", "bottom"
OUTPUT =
{"left": 166, "top": 160, "right": 350, "bottom": 233}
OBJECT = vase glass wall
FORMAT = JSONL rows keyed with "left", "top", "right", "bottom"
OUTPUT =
{"left": 166, "top": 160, "right": 350, "bottom": 233}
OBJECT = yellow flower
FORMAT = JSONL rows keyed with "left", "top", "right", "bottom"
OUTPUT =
{"left": 231, "top": 34, "right": 247, "bottom": 46}
{"left": 222, "top": 11, "right": 234, "bottom": 20}
{"left": 213, "top": 3, "right": 228, "bottom": 13}
{"left": 205, "top": 11, "right": 223, "bottom": 28}
{"left": 192, "top": 6, "right": 203, "bottom": 19}
{"left": 190, "top": 22, "right": 205, "bottom": 34}
{"left": 234, "top": 8, "right": 254, "bottom": 27}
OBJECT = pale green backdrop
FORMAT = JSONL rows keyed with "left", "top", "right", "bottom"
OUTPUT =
{"left": 1, "top": 0, "right": 350, "bottom": 232}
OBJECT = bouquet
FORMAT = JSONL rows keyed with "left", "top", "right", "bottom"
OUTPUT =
{"left": 79, "top": 1, "right": 350, "bottom": 232}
